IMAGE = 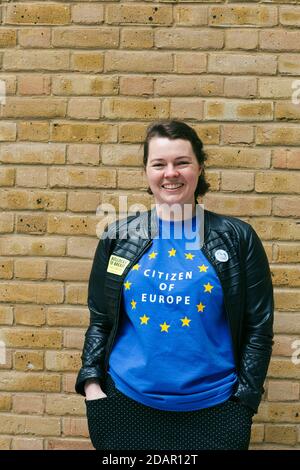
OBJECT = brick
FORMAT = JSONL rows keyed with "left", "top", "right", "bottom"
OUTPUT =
{"left": 0, "top": 167, "right": 15, "bottom": 186}
{"left": 3, "top": 50, "right": 69, "bottom": 71}
{"left": 0, "top": 74, "right": 17, "bottom": 95}
{"left": 269, "top": 358, "right": 300, "bottom": 380}
{"left": 268, "top": 380, "right": 300, "bottom": 401}
{"left": 272, "top": 265, "right": 300, "bottom": 286}
{"left": 274, "top": 313, "right": 300, "bottom": 333}
{"left": 14, "top": 258, "right": 46, "bottom": 280}
{"left": 226, "top": 30, "right": 258, "bottom": 50}
{"left": 280, "top": 6, "right": 300, "bottom": 26}
{"left": 49, "top": 167, "right": 116, "bottom": 189}
{"left": 278, "top": 54, "right": 300, "bottom": 75}
{"left": 19, "top": 28, "right": 51, "bottom": 48}
{"left": 51, "top": 122, "right": 117, "bottom": 143}
{"left": 275, "top": 102, "right": 300, "bottom": 121}
{"left": 0, "top": 306, "right": 13, "bottom": 325}
{"left": 2, "top": 328, "right": 62, "bottom": 348}
{"left": 11, "top": 438, "right": 43, "bottom": 450}
{"left": 0, "top": 236, "right": 65, "bottom": 257}
{"left": 15, "top": 305, "right": 46, "bottom": 326}
{"left": 46, "top": 394, "right": 85, "bottom": 416}
{"left": 13, "top": 393, "right": 45, "bottom": 415}
{"left": 250, "top": 424, "right": 264, "bottom": 443}
{"left": 174, "top": 5, "right": 208, "bottom": 25}
{"left": 0, "top": 413, "right": 61, "bottom": 436}
{"left": 256, "top": 125, "right": 300, "bottom": 145}
{"left": 52, "top": 27, "right": 118, "bottom": 48}
{"left": 0, "top": 372, "right": 60, "bottom": 392}
{"left": 16, "top": 214, "right": 47, "bottom": 234}
{"left": 47, "top": 214, "right": 97, "bottom": 236}
{"left": 205, "top": 100, "right": 272, "bottom": 121}
{"left": 14, "top": 351, "right": 44, "bottom": 372}
{"left": 273, "top": 243, "right": 300, "bottom": 263}
{"left": 16, "top": 167, "right": 47, "bottom": 188}
{"left": 119, "top": 123, "right": 149, "bottom": 143}
{"left": 105, "top": 51, "right": 173, "bottom": 73}
{"left": 0, "top": 214, "right": 14, "bottom": 233}
{"left": 260, "top": 30, "right": 300, "bottom": 51}
{"left": 221, "top": 170, "right": 254, "bottom": 191}
{"left": 47, "top": 259, "right": 91, "bottom": 281}
{"left": 210, "top": 6, "right": 277, "bottom": 26}
{"left": 206, "top": 171, "right": 220, "bottom": 192}
{"left": 67, "top": 144, "right": 99, "bottom": 166}
{"left": 272, "top": 149, "right": 300, "bottom": 170}
{"left": 155, "top": 76, "right": 223, "bottom": 96}
{"left": 63, "top": 417, "right": 89, "bottom": 438}
{"left": 0, "top": 349, "right": 13, "bottom": 371}
{"left": 275, "top": 290, "right": 300, "bottom": 312}
{"left": 68, "top": 191, "right": 101, "bottom": 213}
{"left": 222, "top": 124, "right": 254, "bottom": 144}
{"left": 66, "top": 284, "right": 88, "bottom": 306}
{"left": 101, "top": 192, "right": 152, "bottom": 212}
{"left": 0, "top": 394, "right": 12, "bottom": 411}
{"left": 121, "top": 28, "right": 154, "bottom": 49}
{"left": 0, "top": 122, "right": 17, "bottom": 142}
{"left": 155, "top": 28, "right": 223, "bottom": 50}
{"left": 170, "top": 99, "right": 204, "bottom": 120}
{"left": 0, "top": 29, "right": 17, "bottom": 47}
{"left": 118, "top": 169, "right": 148, "bottom": 190}
{"left": 0, "top": 282, "right": 64, "bottom": 304}
{"left": 5, "top": 3, "right": 70, "bottom": 25}
{"left": 47, "top": 439, "right": 93, "bottom": 450}
{"left": 101, "top": 144, "right": 142, "bottom": 166}
{"left": 18, "top": 122, "right": 50, "bottom": 142}
{"left": 192, "top": 125, "right": 220, "bottom": 145}
{"left": 47, "top": 308, "right": 89, "bottom": 327}
{"left": 0, "top": 437, "right": 11, "bottom": 450}
{"left": 255, "top": 171, "right": 300, "bottom": 193}
{"left": 208, "top": 53, "right": 277, "bottom": 75}
{"left": 64, "top": 329, "right": 85, "bottom": 349}
{"left": 67, "top": 237, "right": 97, "bottom": 259}
{"left": 0, "top": 189, "right": 66, "bottom": 211}
{"left": 203, "top": 193, "right": 271, "bottom": 216}
{"left": 2, "top": 97, "right": 66, "bottom": 119}
{"left": 106, "top": 4, "right": 172, "bottom": 25}
{"left": 63, "top": 374, "right": 77, "bottom": 393}
{"left": 259, "top": 77, "right": 295, "bottom": 98}
{"left": 251, "top": 219, "right": 300, "bottom": 241}
{"left": 0, "top": 143, "right": 65, "bottom": 164}
{"left": 174, "top": 53, "right": 207, "bottom": 74}
{"left": 102, "top": 98, "right": 169, "bottom": 119}
{"left": 45, "top": 351, "right": 82, "bottom": 372}
{"left": 18, "top": 75, "right": 50, "bottom": 95}
{"left": 67, "top": 98, "right": 101, "bottom": 120}
{"left": 71, "top": 52, "right": 104, "bottom": 73}
{"left": 120, "top": 76, "right": 153, "bottom": 96}
{"left": 52, "top": 74, "right": 118, "bottom": 96}
{"left": 72, "top": 3, "right": 104, "bottom": 24}
{"left": 273, "top": 197, "right": 300, "bottom": 217}
{"left": 265, "top": 425, "right": 297, "bottom": 445}
{"left": 206, "top": 147, "right": 270, "bottom": 170}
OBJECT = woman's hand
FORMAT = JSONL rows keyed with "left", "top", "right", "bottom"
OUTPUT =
{"left": 84, "top": 379, "right": 107, "bottom": 400}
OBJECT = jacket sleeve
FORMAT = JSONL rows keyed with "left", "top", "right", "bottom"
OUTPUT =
{"left": 75, "top": 228, "right": 115, "bottom": 396}
{"left": 233, "top": 224, "right": 274, "bottom": 413}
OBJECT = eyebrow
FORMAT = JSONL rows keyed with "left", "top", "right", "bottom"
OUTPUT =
{"left": 150, "top": 156, "right": 192, "bottom": 162}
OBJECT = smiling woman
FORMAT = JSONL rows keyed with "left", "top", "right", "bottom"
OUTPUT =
{"left": 76, "top": 119, "right": 274, "bottom": 451}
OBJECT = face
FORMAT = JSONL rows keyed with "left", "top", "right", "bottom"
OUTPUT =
{"left": 145, "top": 137, "right": 202, "bottom": 210}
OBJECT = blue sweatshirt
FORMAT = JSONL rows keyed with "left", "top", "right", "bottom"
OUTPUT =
{"left": 108, "top": 215, "right": 237, "bottom": 411}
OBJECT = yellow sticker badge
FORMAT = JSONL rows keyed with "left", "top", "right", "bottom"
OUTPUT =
{"left": 107, "top": 255, "right": 130, "bottom": 276}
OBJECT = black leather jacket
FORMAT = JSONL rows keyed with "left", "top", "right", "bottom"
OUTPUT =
{"left": 75, "top": 207, "right": 274, "bottom": 414}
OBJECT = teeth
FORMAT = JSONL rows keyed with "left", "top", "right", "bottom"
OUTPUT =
{"left": 162, "top": 184, "right": 183, "bottom": 189}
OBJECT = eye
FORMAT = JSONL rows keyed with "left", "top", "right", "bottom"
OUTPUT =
{"left": 177, "top": 161, "right": 189, "bottom": 165}
{"left": 152, "top": 163, "right": 164, "bottom": 167}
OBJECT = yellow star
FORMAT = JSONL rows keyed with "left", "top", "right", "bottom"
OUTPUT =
{"left": 197, "top": 302, "right": 205, "bottom": 313}
{"left": 149, "top": 251, "right": 158, "bottom": 259}
{"left": 198, "top": 264, "right": 208, "bottom": 272}
{"left": 140, "top": 314, "right": 150, "bottom": 325}
{"left": 160, "top": 322, "right": 170, "bottom": 332}
{"left": 124, "top": 281, "right": 131, "bottom": 290}
{"left": 132, "top": 264, "right": 140, "bottom": 271}
{"left": 204, "top": 282, "right": 214, "bottom": 293}
{"left": 168, "top": 248, "right": 176, "bottom": 257}
{"left": 185, "top": 253, "right": 195, "bottom": 260}
{"left": 181, "top": 317, "right": 191, "bottom": 327}
{"left": 131, "top": 300, "right": 137, "bottom": 309}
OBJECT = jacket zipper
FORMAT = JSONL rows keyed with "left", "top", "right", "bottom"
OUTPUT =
{"left": 102, "top": 238, "right": 154, "bottom": 380}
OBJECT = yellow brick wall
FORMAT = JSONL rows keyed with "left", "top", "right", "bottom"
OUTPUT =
{"left": 0, "top": 0, "right": 299, "bottom": 451}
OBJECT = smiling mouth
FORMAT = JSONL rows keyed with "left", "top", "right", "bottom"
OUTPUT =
{"left": 161, "top": 183, "right": 184, "bottom": 190}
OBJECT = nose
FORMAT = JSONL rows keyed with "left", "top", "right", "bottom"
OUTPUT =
{"left": 164, "top": 164, "right": 179, "bottom": 178}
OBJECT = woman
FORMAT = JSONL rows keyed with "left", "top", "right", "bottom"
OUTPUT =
{"left": 75, "top": 120, "right": 274, "bottom": 450}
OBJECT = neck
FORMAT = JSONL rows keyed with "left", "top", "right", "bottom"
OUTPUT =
{"left": 156, "top": 202, "right": 197, "bottom": 221}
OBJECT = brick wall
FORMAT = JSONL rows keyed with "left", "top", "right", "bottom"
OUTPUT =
{"left": 0, "top": 0, "right": 299, "bottom": 450}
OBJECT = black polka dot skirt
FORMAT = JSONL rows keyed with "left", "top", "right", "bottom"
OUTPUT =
{"left": 85, "top": 374, "right": 254, "bottom": 451}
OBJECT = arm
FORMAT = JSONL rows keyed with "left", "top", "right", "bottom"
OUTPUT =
{"left": 233, "top": 225, "right": 274, "bottom": 413}
{"left": 75, "top": 228, "right": 115, "bottom": 397}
